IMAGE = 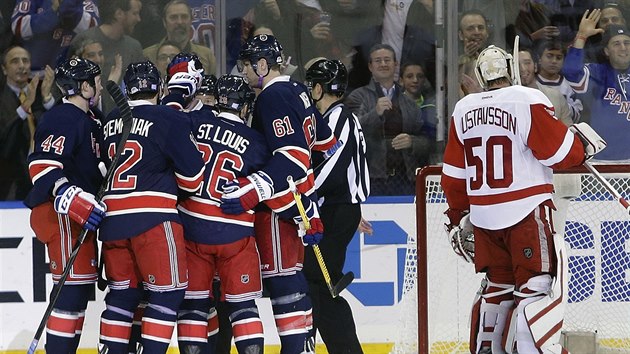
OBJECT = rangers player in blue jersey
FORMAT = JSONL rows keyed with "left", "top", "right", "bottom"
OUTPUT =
{"left": 11, "top": 0, "right": 99, "bottom": 72}
{"left": 176, "top": 74, "right": 269, "bottom": 354}
{"left": 24, "top": 57, "right": 106, "bottom": 353}
{"left": 220, "top": 34, "right": 337, "bottom": 354}
{"left": 97, "top": 61, "right": 205, "bottom": 354}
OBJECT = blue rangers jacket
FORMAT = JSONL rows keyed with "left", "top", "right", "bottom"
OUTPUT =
{"left": 250, "top": 76, "right": 336, "bottom": 219}
{"left": 178, "top": 107, "right": 271, "bottom": 245}
{"left": 98, "top": 100, "right": 205, "bottom": 241}
{"left": 25, "top": 101, "right": 103, "bottom": 208}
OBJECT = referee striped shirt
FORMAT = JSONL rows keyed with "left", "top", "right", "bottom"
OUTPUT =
{"left": 314, "top": 101, "right": 370, "bottom": 205}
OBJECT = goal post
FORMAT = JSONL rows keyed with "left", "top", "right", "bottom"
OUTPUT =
{"left": 391, "top": 164, "right": 630, "bottom": 354}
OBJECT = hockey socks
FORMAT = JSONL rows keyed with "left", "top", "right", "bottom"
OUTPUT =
{"left": 100, "top": 288, "right": 144, "bottom": 353}
{"left": 140, "top": 290, "right": 184, "bottom": 353}
{"left": 45, "top": 284, "right": 92, "bottom": 354}
{"left": 266, "top": 274, "right": 314, "bottom": 354}
{"left": 227, "top": 300, "right": 264, "bottom": 353}
{"left": 177, "top": 297, "right": 212, "bottom": 352}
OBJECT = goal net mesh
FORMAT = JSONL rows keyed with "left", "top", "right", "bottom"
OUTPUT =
{"left": 391, "top": 165, "right": 630, "bottom": 354}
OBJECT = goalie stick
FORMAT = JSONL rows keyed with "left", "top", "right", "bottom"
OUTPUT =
{"left": 287, "top": 176, "right": 355, "bottom": 298}
{"left": 583, "top": 161, "right": 630, "bottom": 214}
{"left": 28, "top": 81, "right": 134, "bottom": 354}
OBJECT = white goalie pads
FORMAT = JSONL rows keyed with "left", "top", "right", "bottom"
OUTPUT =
{"left": 570, "top": 122, "right": 607, "bottom": 160}
{"left": 448, "top": 213, "right": 475, "bottom": 263}
{"left": 518, "top": 232, "right": 569, "bottom": 353}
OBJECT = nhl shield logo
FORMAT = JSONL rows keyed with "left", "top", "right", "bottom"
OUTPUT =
{"left": 241, "top": 274, "right": 250, "bottom": 284}
{"left": 523, "top": 248, "right": 533, "bottom": 259}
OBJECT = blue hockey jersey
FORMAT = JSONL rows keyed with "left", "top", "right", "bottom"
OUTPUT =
{"left": 25, "top": 101, "right": 103, "bottom": 208}
{"left": 178, "top": 108, "right": 271, "bottom": 245}
{"left": 250, "top": 76, "right": 336, "bottom": 219}
{"left": 11, "top": 0, "right": 99, "bottom": 70}
{"left": 98, "top": 100, "right": 205, "bottom": 241}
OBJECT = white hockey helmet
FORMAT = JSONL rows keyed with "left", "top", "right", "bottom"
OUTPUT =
{"left": 474, "top": 45, "right": 517, "bottom": 89}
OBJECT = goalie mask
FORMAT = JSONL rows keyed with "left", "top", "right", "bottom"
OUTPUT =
{"left": 55, "top": 57, "right": 101, "bottom": 97}
{"left": 215, "top": 74, "right": 256, "bottom": 121}
{"left": 124, "top": 60, "right": 161, "bottom": 96}
{"left": 474, "top": 45, "right": 519, "bottom": 90}
{"left": 305, "top": 59, "right": 348, "bottom": 101}
{"left": 237, "top": 34, "right": 284, "bottom": 75}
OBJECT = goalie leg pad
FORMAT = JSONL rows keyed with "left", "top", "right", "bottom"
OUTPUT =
{"left": 512, "top": 274, "right": 566, "bottom": 353}
{"left": 470, "top": 277, "right": 515, "bottom": 354}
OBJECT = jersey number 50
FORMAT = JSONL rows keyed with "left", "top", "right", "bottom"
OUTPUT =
{"left": 464, "top": 136, "right": 513, "bottom": 190}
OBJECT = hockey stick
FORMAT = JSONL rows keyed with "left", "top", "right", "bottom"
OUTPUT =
{"left": 313, "top": 139, "right": 344, "bottom": 173}
{"left": 583, "top": 161, "right": 630, "bottom": 214}
{"left": 287, "top": 176, "right": 354, "bottom": 298}
{"left": 28, "top": 81, "right": 134, "bottom": 354}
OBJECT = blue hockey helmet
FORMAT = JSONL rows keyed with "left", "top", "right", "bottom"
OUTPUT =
{"left": 238, "top": 34, "right": 284, "bottom": 73}
{"left": 55, "top": 57, "right": 101, "bottom": 96}
{"left": 123, "top": 61, "right": 161, "bottom": 96}
{"left": 215, "top": 74, "right": 255, "bottom": 118}
{"left": 305, "top": 59, "right": 348, "bottom": 97}
{"left": 198, "top": 74, "right": 218, "bottom": 96}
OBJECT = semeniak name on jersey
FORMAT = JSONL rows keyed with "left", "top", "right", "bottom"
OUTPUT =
{"left": 103, "top": 117, "right": 154, "bottom": 139}
{"left": 461, "top": 106, "right": 517, "bottom": 134}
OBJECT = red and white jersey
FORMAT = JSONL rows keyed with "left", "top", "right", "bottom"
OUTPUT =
{"left": 441, "top": 85, "right": 586, "bottom": 230}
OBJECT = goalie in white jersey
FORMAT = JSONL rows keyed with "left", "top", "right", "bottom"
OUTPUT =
{"left": 441, "top": 45, "right": 607, "bottom": 354}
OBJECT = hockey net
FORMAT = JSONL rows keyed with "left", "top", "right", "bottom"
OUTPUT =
{"left": 391, "top": 164, "right": 630, "bottom": 354}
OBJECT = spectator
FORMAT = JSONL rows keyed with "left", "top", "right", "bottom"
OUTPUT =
{"left": 399, "top": 61, "right": 440, "bottom": 162}
{"left": 563, "top": 9, "right": 630, "bottom": 161}
{"left": 0, "top": 45, "right": 55, "bottom": 200}
{"left": 584, "top": 3, "right": 626, "bottom": 62}
{"left": 11, "top": 0, "right": 99, "bottom": 73}
{"left": 155, "top": 40, "right": 181, "bottom": 76}
{"left": 143, "top": 0, "right": 217, "bottom": 75}
{"left": 70, "top": 0, "right": 144, "bottom": 114}
{"left": 68, "top": 38, "right": 123, "bottom": 102}
{"left": 519, "top": 46, "right": 573, "bottom": 125}
{"left": 535, "top": 40, "right": 582, "bottom": 122}
{"left": 347, "top": 0, "right": 434, "bottom": 92}
{"left": 346, "top": 44, "right": 431, "bottom": 196}
{"left": 0, "top": 7, "right": 15, "bottom": 57}
{"left": 542, "top": 0, "right": 596, "bottom": 45}
{"left": 457, "top": 10, "right": 490, "bottom": 98}
{"left": 506, "top": 0, "right": 558, "bottom": 49}
{"left": 189, "top": 0, "right": 216, "bottom": 50}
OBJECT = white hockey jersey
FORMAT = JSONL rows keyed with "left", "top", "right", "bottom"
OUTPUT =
{"left": 441, "top": 85, "right": 586, "bottom": 230}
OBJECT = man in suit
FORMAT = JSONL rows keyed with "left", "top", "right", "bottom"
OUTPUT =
{"left": 0, "top": 45, "right": 55, "bottom": 200}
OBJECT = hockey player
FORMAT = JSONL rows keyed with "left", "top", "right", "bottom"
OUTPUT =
{"left": 441, "top": 45, "right": 606, "bottom": 354}
{"left": 304, "top": 59, "right": 369, "bottom": 354}
{"left": 220, "top": 34, "right": 337, "bottom": 354}
{"left": 176, "top": 74, "right": 269, "bottom": 354}
{"left": 97, "top": 61, "right": 205, "bottom": 354}
{"left": 162, "top": 52, "right": 205, "bottom": 112}
{"left": 195, "top": 74, "right": 218, "bottom": 107}
{"left": 24, "top": 57, "right": 106, "bottom": 353}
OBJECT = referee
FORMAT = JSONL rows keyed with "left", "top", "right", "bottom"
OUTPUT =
{"left": 304, "top": 58, "right": 370, "bottom": 354}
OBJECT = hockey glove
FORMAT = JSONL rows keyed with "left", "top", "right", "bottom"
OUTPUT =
{"left": 54, "top": 185, "right": 107, "bottom": 231}
{"left": 220, "top": 171, "right": 274, "bottom": 214}
{"left": 569, "top": 122, "right": 607, "bottom": 160}
{"left": 447, "top": 213, "right": 475, "bottom": 263}
{"left": 293, "top": 198, "right": 324, "bottom": 246}
{"left": 167, "top": 72, "right": 199, "bottom": 98}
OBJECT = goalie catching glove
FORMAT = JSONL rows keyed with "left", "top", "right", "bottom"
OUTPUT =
{"left": 570, "top": 122, "right": 606, "bottom": 160}
{"left": 54, "top": 185, "right": 107, "bottom": 231}
{"left": 444, "top": 209, "right": 474, "bottom": 263}
{"left": 220, "top": 171, "right": 274, "bottom": 214}
{"left": 293, "top": 197, "right": 324, "bottom": 246}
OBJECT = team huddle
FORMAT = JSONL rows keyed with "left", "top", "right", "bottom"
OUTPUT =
{"left": 26, "top": 34, "right": 342, "bottom": 354}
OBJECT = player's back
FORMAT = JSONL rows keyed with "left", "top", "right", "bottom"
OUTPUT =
{"left": 179, "top": 109, "right": 271, "bottom": 245}
{"left": 450, "top": 85, "right": 571, "bottom": 229}
{"left": 99, "top": 102, "right": 205, "bottom": 241}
